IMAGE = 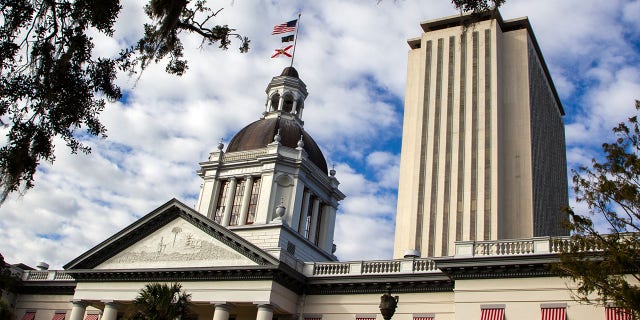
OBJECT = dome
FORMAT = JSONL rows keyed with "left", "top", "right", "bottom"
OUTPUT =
{"left": 226, "top": 117, "right": 328, "bottom": 173}
{"left": 280, "top": 66, "right": 299, "bottom": 78}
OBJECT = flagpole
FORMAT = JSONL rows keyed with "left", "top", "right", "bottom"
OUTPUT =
{"left": 290, "top": 13, "right": 301, "bottom": 68}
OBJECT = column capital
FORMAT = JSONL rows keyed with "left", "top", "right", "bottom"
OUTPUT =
{"left": 254, "top": 302, "right": 273, "bottom": 309}
{"left": 70, "top": 300, "right": 87, "bottom": 307}
{"left": 211, "top": 302, "right": 234, "bottom": 310}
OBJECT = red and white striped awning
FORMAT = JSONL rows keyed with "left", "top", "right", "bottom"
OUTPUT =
{"left": 414, "top": 317, "right": 434, "bottom": 320}
{"left": 541, "top": 307, "right": 566, "bottom": 320}
{"left": 606, "top": 307, "right": 634, "bottom": 320}
{"left": 51, "top": 313, "right": 66, "bottom": 320}
{"left": 356, "top": 318, "right": 376, "bottom": 320}
{"left": 83, "top": 314, "right": 99, "bottom": 320}
{"left": 481, "top": 308, "right": 504, "bottom": 320}
{"left": 305, "top": 318, "right": 322, "bottom": 320}
{"left": 20, "top": 312, "right": 36, "bottom": 320}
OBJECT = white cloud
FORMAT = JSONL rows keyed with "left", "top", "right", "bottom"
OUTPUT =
{"left": 0, "top": 0, "right": 639, "bottom": 268}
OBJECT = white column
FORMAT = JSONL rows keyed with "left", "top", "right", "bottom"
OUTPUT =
{"left": 323, "top": 206, "right": 337, "bottom": 252}
{"left": 308, "top": 198, "right": 320, "bottom": 242}
{"left": 222, "top": 177, "right": 237, "bottom": 226}
{"left": 277, "top": 96, "right": 284, "bottom": 111}
{"left": 238, "top": 176, "right": 253, "bottom": 225}
{"left": 68, "top": 301, "right": 87, "bottom": 320}
{"left": 212, "top": 303, "right": 232, "bottom": 320}
{"left": 256, "top": 304, "right": 274, "bottom": 320}
{"left": 102, "top": 301, "right": 118, "bottom": 320}
{"left": 318, "top": 205, "right": 333, "bottom": 250}
{"left": 298, "top": 192, "right": 311, "bottom": 233}
{"left": 207, "top": 179, "right": 223, "bottom": 219}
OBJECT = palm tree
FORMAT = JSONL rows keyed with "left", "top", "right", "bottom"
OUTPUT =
{"left": 129, "top": 283, "right": 192, "bottom": 320}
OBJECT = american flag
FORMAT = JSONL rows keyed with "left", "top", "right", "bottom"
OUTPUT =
{"left": 272, "top": 19, "right": 297, "bottom": 35}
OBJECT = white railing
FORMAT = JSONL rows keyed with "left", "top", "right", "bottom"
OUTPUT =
{"left": 307, "top": 258, "right": 439, "bottom": 277}
{"left": 413, "top": 258, "right": 438, "bottom": 272}
{"left": 222, "top": 149, "right": 269, "bottom": 162}
{"left": 453, "top": 236, "right": 593, "bottom": 258}
{"left": 23, "top": 270, "right": 73, "bottom": 281}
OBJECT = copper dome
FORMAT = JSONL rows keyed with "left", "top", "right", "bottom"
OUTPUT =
{"left": 226, "top": 117, "right": 328, "bottom": 173}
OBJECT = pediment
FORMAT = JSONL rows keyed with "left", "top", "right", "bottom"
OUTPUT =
{"left": 95, "top": 217, "right": 257, "bottom": 269}
{"left": 64, "top": 199, "right": 278, "bottom": 270}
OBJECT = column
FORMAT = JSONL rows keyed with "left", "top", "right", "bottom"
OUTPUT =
{"left": 297, "top": 191, "right": 311, "bottom": 233}
{"left": 317, "top": 205, "right": 331, "bottom": 250}
{"left": 323, "top": 206, "right": 337, "bottom": 253}
{"left": 277, "top": 96, "right": 284, "bottom": 111}
{"left": 212, "top": 303, "right": 232, "bottom": 320}
{"left": 102, "top": 301, "right": 118, "bottom": 320}
{"left": 238, "top": 176, "right": 254, "bottom": 225}
{"left": 222, "top": 177, "right": 237, "bottom": 226}
{"left": 207, "top": 179, "right": 223, "bottom": 219}
{"left": 256, "top": 304, "right": 274, "bottom": 320}
{"left": 68, "top": 301, "right": 87, "bottom": 320}
{"left": 307, "top": 198, "right": 320, "bottom": 242}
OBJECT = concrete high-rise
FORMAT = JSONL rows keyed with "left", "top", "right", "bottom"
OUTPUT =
{"left": 393, "top": 12, "right": 569, "bottom": 258}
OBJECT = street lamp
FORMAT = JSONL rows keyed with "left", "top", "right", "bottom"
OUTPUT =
{"left": 379, "top": 286, "right": 399, "bottom": 320}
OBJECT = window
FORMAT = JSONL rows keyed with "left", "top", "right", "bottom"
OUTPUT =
{"left": 541, "top": 304, "right": 566, "bottom": 320}
{"left": 52, "top": 313, "right": 66, "bottom": 320}
{"left": 270, "top": 93, "right": 280, "bottom": 111}
{"left": 606, "top": 307, "right": 633, "bottom": 320}
{"left": 20, "top": 312, "right": 35, "bottom": 320}
{"left": 304, "top": 195, "right": 316, "bottom": 238}
{"left": 313, "top": 204, "right": 324, "bottom": 245}
{"left": 229, "top": 179, "right": 245, "bottom": 226}
{"left": 481, "top": 308, "right": 504, "bottom": 320}
{"left": 413, "top": 313, "right": 435, "bottom": 320}
{"left": 246, "top": 178, "right": 261, "bottom": 224}
{"left": 214, "top": 180, "right": 230, "bottom": 223}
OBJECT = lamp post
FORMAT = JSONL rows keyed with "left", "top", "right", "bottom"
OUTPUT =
{"left": 379, "top": 286, "right": 399, "bottom": 320}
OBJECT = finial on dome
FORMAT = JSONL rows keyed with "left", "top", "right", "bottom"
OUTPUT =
{"left": 217, "top": 138, "right": 224, "bottom": 151}
{"left": 274, "top": 129, "right": 281, "bottom": 143}
{"left": 297, "top": 134, "right": 305, "bottom": 148}
{"left": 330, "top": 163, "right": 336, "bottom": 177}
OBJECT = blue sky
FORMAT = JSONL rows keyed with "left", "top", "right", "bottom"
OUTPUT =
{"left": 1, "top": 0, "right": 639, "bottom": 268}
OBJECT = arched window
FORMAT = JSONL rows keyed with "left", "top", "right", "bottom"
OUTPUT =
{"left": 270, "top": 93, "right": 280, "bottom": 111}
{"left": 282, "top": 93, "right": 294, "bottom": 113}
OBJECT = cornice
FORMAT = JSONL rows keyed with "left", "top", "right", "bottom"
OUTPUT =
{"left": 436, "top": 254, "right": 558, "bottom": 280}
{"left": 68, "top": 266, "right": 278, "bottom": 282}
{"left": 17, "top": 281, "right": 76, "bottom": 295}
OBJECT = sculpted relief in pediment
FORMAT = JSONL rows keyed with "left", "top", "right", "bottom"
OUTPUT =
{"left": 96, "top": 218, "right": 257, "bottom": 269}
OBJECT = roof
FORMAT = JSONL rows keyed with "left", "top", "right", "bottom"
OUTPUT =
{"left": 226, "top": 117, "right": 328, "bottom": 174}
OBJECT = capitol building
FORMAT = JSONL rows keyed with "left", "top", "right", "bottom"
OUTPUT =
{"left": 2, "top": 12, "right": 625, "bottom": 320}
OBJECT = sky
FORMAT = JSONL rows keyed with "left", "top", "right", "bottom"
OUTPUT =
{"left": 1, "top": 0, "right": 639, "bottom": 269}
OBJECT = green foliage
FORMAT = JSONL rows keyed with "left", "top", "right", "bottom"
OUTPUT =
{"left": 0, "top": 253, "right": 19, "bottom": 293}
{"left": 0, "top": 300, "right": 13, "bottom": 320}
{"left": 129, "top": 282, "right": 192, "bottom": 320}
{"left": 450, "top": 0, "right": 506, "bottom": 13}
{"left": 556, "top": 100, "right": 640, "bottom": 313}
{"left": 0, "top": 0, "right": 248, "bottom": 203}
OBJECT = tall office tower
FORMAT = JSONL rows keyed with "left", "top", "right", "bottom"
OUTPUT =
{"left": 393, "top": 12, "right": 569, "bottom": 258}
